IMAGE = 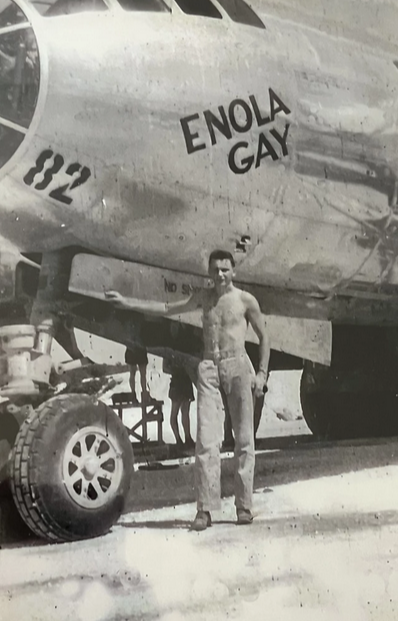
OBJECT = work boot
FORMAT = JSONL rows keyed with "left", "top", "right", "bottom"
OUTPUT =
{"left": 191, "top": 511, "right": 212, "bottom": 531}
{"left": 236, "top": 508, "right": 253, "bottom": 525}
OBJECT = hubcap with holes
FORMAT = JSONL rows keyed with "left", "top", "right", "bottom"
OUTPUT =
{"left": 62, "top": 426, "right": 123, "bottom": 509}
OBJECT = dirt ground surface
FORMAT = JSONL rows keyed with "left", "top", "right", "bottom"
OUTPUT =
{"left": 2, "top": 430, "right": 398, "bottom": 621}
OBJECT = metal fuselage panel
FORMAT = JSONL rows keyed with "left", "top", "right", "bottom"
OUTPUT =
{"left": 1, "top": 7, "right": 398, "bottom": 303}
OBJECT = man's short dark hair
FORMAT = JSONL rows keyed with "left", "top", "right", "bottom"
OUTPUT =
{"left": 208, "top": 249, "right": 235, "bottom": 268}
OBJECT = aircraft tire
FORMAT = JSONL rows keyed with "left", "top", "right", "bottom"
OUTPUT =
{"left": 300, "top": 362, "right": 398, "bottom": 440}
{"left": 9, "top": 394, "right": 134, "bottom": 543}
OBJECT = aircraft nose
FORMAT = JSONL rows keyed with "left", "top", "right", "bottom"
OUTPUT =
{"left": 0, "top": 1, "right": 40, "bottom": 172}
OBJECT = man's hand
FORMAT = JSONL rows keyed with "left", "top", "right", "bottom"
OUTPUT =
{"left": 252, "top": 371, "right": 268, "bottom": 399}
{"left": 104, "top": 290, "right": 126, "bottom": 308}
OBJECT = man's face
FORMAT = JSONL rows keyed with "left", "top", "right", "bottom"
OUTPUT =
{"left": 208, "top": 259, "right": 235, "bottom": 289}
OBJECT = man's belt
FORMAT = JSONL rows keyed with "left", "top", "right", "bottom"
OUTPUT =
{"left": 203, "top": 349, "right": 246, "bottom": 362}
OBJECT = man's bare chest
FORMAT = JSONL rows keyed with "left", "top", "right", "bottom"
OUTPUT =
{"left": 203, "top": 294, "right": 246, "bottom": 328}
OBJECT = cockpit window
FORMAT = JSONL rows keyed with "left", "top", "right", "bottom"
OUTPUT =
{"left": 30, "top": 0, "right": 107, "bottom": 16}
{"left": 0, "top": 1, "right": 27, "bottom": 27}
{"left": 0, "top": 26, "right": 39, "bottom": 128}
{"left": 216, "top": 0, "right": 265, "bottom": 29}
{"left": 174, "top": 0, "right": 222, "bottom": 19}
{"left": 0, "top": 1, "right": 40, "bottom": 170}
{"left": 118, "top": 0, "right": 170, "bottom": 11}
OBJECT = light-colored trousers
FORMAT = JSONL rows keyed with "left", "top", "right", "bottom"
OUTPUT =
{"left": 195, "top": 353, "right": 255, "bottom": 511}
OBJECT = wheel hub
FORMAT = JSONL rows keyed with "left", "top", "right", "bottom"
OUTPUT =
{"left": 81, "top": 457, "right": 99, "bottom": 481}
{"left": 62, "top": 426, "right": 123, "bottom": 510}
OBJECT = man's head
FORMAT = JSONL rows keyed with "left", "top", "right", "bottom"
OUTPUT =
{"left": 208, "top": 249, "right": 235, "bottom": 291}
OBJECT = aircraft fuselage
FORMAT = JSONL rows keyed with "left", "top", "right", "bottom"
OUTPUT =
{"left": 1, "top": 2, "right": 398, "bottom": 304}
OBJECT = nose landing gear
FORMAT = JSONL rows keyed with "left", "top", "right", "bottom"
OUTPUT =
{"left": 0, "top": 324, "right": 134, "bottom": 544}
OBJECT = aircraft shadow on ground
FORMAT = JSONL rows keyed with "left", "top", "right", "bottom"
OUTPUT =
{"left": 121, "top": 519, "right": 193, "bottom": 530}
{"left": 252, "top": 433, "right": 398, "bottom": 492}
{"left": 120, "top": 510, "right": 398, "bottom": 536}
{"left": 127, "top": 434, "right": 398, "bottom": 514}
{"left": 228, "top": 436, "right": 398, "bottom": 524}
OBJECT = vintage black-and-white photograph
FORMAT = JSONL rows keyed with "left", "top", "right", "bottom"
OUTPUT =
{"left": 1, "top": 0, "right": 398, "bottom": 618}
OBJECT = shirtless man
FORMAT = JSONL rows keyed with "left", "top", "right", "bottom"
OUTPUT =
{"left": 105, "top": 249, "right": 270, "bottom": 530}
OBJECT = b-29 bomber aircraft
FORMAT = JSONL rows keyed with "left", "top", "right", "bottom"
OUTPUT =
{"left": 0, "top": 0, "right": 397, "bottom": 542}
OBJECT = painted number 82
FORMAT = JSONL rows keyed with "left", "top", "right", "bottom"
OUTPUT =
{"left": 24, "top": 150, "right": 91, "bottom": 205}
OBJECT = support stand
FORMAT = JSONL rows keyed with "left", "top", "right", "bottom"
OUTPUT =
{"left": 111, "top": 392, "right": 164, "bottom": 445}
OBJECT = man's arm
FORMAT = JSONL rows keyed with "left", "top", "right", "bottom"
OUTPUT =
{"left": 104, "top": 290, "right": 202, "bottom": 316}
{"left": 243, "top": 292, "right": 270, "bottom": 397}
